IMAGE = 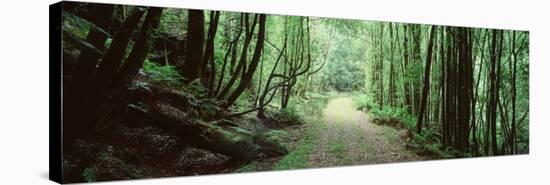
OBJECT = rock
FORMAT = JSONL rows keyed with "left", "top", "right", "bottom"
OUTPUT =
{"left": 149, "top": 101, "right": 260, "bottom": 161}
{"left": 255, "top": 130, "right": 290, "bottom": 157}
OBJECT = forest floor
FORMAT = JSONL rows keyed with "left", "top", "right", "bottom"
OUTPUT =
{"left": 237, "top": 95, "right": 424, "bottom": 172}
{"left": 308, "top": 96, "right": 423, "bottom": 167}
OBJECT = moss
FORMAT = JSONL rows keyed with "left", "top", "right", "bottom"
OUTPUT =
{"left": 82, "top": 167, "right": 96, "bottom": 182}
{"left": 273, "top": 95, "right": 330, "bottom": 170}
{"left": 328, "top": 140, "right": 347, "bottom": 155}
{"left": 262, "top": 130, "right": 291, "bottom": 143}
{"left": 213, "top": 125, "right": 259, "bottom": 160}
{"left": 235, "top": 162, "right": 258, "bottom": 173}
{"left": 380, "top": 126, "right": 399, "bottom": 144}
{"left": 92, "top": 145, "right": 144, "bottom": 181}
{"left": 274, "top": 119, "right": 323, "bottom": 170}
{"left": 227, "top": 126, "right": 255, "bottom": 138}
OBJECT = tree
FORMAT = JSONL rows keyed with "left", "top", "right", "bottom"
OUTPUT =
{"left": 202, "top": 11, "right": 221, "bottom": 92}
{"left": 223, "top": 14, "right": 267, "bottom": 108}
{"left": 416, "top": 26, "right": 436, "bottom": 134}
{"left": 93, "top": 8, "right": 146, "bottom": 93}
{"left": 217, "top": 14, "right": 258, "bottom": 99}
{"left": 63, "top": 4, "right": 115, "bottom": 148}
{"left": 487, "top": 29, "right": 503, "bottom": 155}
{"left": 114, "top": 7, "right": 164, "bottom": 88}
{"left": 179, "top": 9, "right": 205, "bottom": 81}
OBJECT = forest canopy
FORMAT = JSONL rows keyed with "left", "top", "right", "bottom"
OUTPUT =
{"left": 59, "top": 2, "right": 529, "bottom": 182}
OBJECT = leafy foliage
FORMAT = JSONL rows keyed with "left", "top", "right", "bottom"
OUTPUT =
{"left": 142, "top": 59, "right": 184, "bottom": 86}
{"left": 353, "top": 94, "right": 378, "bottom": 111}
{"left": 82, "top": 168, "right": 96, "bottom": 182}
{"left": 270, "top": 102, "right": 303, "bottom": 126}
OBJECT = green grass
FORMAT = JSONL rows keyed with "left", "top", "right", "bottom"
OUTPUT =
{"left": 328, "top": 139, "right": 347, "bottom": 156}
{"left": 274, "top": 119, "right": 322, "bottom": 170}
{"left": 380, "top": 126, "right": 399, "bottom": 144}
{"left": 235, "top": 162, "right": 259, "bottom": 173}
{"left": 351, "top": 125, "right": 369, "bottom": 152}
{"left": 233, "top": 93, "right": 331, "bottom": 171}
{"left": 273, "top": 94, "right": 329, "bottom": 170}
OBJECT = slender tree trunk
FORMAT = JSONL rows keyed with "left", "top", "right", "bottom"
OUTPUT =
{"left": 389, "top": 23, "right": 396, "bottom": 107}
{"left": 378, "top": 24, "right": 384, "bottom": 109}
{"left": 114, "top": 8, "right": 164, "bottom": 88}
{"left": 402, "top": 25, "right": 413, "bottom": 114}
{"left": 416, "top": 26, "right": 436, "bottom": 134}
{"left": 412, "top": 25, "right": 422, "bottom": 116}
{"left": 487, "top": 29, "right": 501, "bottom": 155}
{"left": 510, "top": 31, "right": 517, "bottom": 154}
{"left": 215, "top": 14, "right": 243, "bottom": 95}
{"left": 93, "top": 8, "right": 146, "bottom": 92}
{"left": 223, "top": 14, "right": 266, "bottom": 108}
{"left": 202, "top": 11, "right": 220, "bottom": 91}
{"left": 217, "top": 14, "right": 257, "bottom": 99}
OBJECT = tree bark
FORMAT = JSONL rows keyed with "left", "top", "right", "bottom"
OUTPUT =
{"left": 149, "top": 101, "right": 287, "bottom": 161}
{"left": 416, "top": 26, "right": 436, "bottom": 134}
{"left": 93, "top": 8, "right": 146, "bottom": 92}
{"left": 114, "top": 7, "right": 164, "bottom": 88}
{"left": 402, "top": 25, "right": 413, "bottom": 114}
{"left": 217, "top": 14, "right": 257, "bottom": 99}
{"left": 179, "top": 9, "right": 205, "bottom": 81}
{"left": 202, "top": 11, "right": 220, "bottom": 91}
{"left": 224, "top": 14, "right": 266, "bottom": 108}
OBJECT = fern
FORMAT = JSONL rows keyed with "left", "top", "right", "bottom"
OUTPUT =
{"left": 82, "top": 168, "right": 96, "bottom": 182}
{"left": 142, "top": 59, "right": 184, "bottom": 86}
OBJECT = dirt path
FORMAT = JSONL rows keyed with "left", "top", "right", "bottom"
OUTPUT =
{"left": 309, "top": 96, "right": 422, "bottom": 167}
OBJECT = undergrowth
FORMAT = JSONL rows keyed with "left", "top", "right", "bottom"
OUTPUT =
{"left": 142, "top": 59, "right": 184, "bottom": 86}
{"left": 270, "top": 101, "right": 304, "bottom": 126}
{"left": 273, "top": 93, "right": 329, "bottom": 170}
{"left": 352, "top": 94, "right": 455, "bottom": 158}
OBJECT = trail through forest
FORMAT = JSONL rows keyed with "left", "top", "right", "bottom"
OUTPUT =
{"left": 309, "top": 96, "right": 422, "bottom": 167}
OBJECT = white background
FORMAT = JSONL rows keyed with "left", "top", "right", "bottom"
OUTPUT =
{"left": 0, "top": 0, "right": 548, "bottom": 184}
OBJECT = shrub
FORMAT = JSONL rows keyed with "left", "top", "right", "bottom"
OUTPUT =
{"left": 271, "top": 102, "right": 303, "bottom": 126}
{"left": 353, "top": 94, "right": 377, "bottom": 111}
{"left": 82, "top": 168, "right": 96, "bottom": 182}
{"left": 355, "top": 95, "right": 453, "bottom": 158}
{"left": 368, "top": 105, "right": 415, "bottom": 130}
{"left": 142, "top": 60, "right": 184, "bottom": 86}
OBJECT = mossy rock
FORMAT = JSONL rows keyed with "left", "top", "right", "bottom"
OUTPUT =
{"left": 89, "top": 145, "right": 144, "bottom": 182}
{"left": 262, "top": 130, "right": 291, "bottom": 143}
{"left": 201, "top": 121, "right": 259, "bottom": 161}
{"left": 255, "top": 130, "right": 290, "bottom": 157}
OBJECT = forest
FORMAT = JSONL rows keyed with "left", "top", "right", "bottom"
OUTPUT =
{"left": 59, "top": 2, "right": 529, "bottom": 182}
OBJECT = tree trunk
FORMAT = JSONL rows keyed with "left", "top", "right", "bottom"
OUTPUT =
{"left": 487, "top": 29, "right": 502, "bottom": 155}
{"left": 149, "top": 101, "right": 287, "bottom": 161}
{"left": 114, "top": 8, "right": 164, "bottom": 88}
{"left": 402, "top": 25, "right": 413, "bottom": 114}
{"left": 202, "top": 11, "right": 220, "bottom": 90}
{"left": 93, "top": 8, "right": 146, "bottom": 92}
{"left": 224, "top": 14, "right": 266, "bottom": 108}
{"left": 416, "top": 26, "right": 436, "bottom": 134}
{"left": 510, "top": 31, "right": 517, "bottom": 154}
{"left": 179, "top": 9, "right": 205, "bottom": 81}
{"left": 217, "top": 14, "right": 257, "bottom": 99}
{"left": 63, "top": 3, "right": 114, "bottom": 153}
